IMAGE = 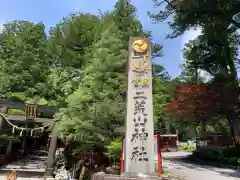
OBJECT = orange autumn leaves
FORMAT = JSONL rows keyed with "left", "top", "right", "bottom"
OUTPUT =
{"left": 165, "top": 84, "right": 239, "bottom": 121}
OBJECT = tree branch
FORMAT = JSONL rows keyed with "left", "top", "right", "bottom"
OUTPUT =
{"left": 160, "top": 0, "right": 240, "bottom": 31}
{"left": 229, "top": 18, "right": 240, "bottom": 29}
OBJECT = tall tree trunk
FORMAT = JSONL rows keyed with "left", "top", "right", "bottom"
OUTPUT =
{"left": 234, "top": 122, "right": 240, "bottom": 144}
{"left": 224, "top": 32, "right": 240, "bottom": 144}
{"left": 201, "top": 120, "right": 207, "bottom": 135}
{"left": 6, "top": 141, "right": 12, "bottom": 154}
{"left": 75, "top": 161, "right": 83, "bottom": 180}
{"left": 231, "top": 113, "right": 240, "bottom": 145}
{"left": 227, "top": 118, "right": 236, "bottom": 145}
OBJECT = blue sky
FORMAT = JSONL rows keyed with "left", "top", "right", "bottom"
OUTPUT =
{"left": 0, "top": 0, "right": 199, "bottom": 77}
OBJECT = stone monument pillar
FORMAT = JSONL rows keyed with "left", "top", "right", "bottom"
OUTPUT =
{"left": 124, "top": 37, "right": 155, "bottom": 174}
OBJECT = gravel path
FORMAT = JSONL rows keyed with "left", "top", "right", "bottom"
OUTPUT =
{"left": 163, "top": 152, "right": 240, "bottom": 180}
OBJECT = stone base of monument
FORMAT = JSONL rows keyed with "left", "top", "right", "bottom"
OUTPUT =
{"left": 44, "top": 178, "right": 55, "bottom": 180}
{"left": 91, "top": 172, "right": 171, "bottom": 180}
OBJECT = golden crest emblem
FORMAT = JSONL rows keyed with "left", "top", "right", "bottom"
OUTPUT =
{"left": 6, "top": 171, "right": 17, "bottom": 180}
{"left": 132, "top": 39, "right": 148, "bottom": 53}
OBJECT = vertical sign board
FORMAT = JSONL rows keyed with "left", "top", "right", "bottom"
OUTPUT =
{"left": 124, "top": 37, "right": 155, "bottom": 174}
{"left": 25, "top": 104, "right": 37, "bottom": 120}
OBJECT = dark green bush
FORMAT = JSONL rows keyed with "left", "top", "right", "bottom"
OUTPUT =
{"left": 222, "top": 146, "right": 240, "bottom": 158}
{"left": 227, "top": 157, "right": 238, "bottom": 166}
{"left": 194, "top": 148, "right": 222, "bottom": 161}
{"left": 194, "top": 146, "right": 240, "bottom": 168}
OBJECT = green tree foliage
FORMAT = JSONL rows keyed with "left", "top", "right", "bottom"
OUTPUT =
{"left": 150, "top": 0, "right": 239, "bottom": 85}
{"left": 56, "top": 23, "right": 128, "bottom": 152}
{"left": 105, "top": 138, "right": 122, "bottom": 164}
{"left": 150, "top": 0, "right": 239, "bottom": 84}
{"left": 151, "top": 0, "right": 240, "bottom": 143}
{"left": 54, "top": 0, "right": 170, "bottom": 154}
{"left": 104, "top": 0, "right": 163, "bottom": 57}
{"left": 149, "top": 0, "right": 240, "bottom": 38}
{"left": 153, "top": 65, "right": 175, "bottom": 133}
{"left": 0, "top": 21, "right": 49, "bottom": 100}
{"left": 45, "top": 13, "right": 102, "bottom": 105}
{"left": 182, "top": 32, "right": 239, "bottom": 84}
{"left": 48, "top": 13, "right": 101, "bottom": 69}
{"left": 0, "top": 0, "right": 179, "bottom": 160}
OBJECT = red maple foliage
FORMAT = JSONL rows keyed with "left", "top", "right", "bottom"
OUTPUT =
{"left": 165, "top": 84, "right": 238, "bottom": 121}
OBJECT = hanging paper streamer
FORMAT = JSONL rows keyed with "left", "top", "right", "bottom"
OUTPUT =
{"left": 0, "top": 112, "right": 49, "bottom": 137}
{"left": 20, "top": 129, "right": 23, "bottom": 136}
{"left": 12, "top": 126, "right": 15, "bottom": 134}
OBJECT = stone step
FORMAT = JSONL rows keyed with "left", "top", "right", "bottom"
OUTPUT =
{"left": 0, "top": 168, "right": 44, "bottom": 178}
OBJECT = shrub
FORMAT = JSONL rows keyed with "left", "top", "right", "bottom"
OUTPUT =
{"left": 105, "top": 138, "right": 122, "bottom": 164}
{"left": 193, "top": 146, "right": 240, "bottom": 168}
{"left": 222, "top": 146, "right": 240, "bottom": 158}
{"left": 179, "top": 143, "right": 196, "bottom": 152}
{"left": 194, "top": 148, "right": 222, "bottom": 161}
{"left": 228, "top": 157, "right": 238, "bottom": 166}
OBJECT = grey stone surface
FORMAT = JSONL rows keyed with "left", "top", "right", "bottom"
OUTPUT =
{"left": 0, "top": 150, "right": 48, "bottom": 179}
{"left": 125, "top": 37, "right": 155, "bottom": 174}
{"left": 162, "top": 152, "right": 240, "bottom": 180}
{"left": 0, "top": 175, "right": 44, "bottom": 180}
{"left": 92, "top": 172, "right": 163, "bottom": 180}
{"left": 2, "top": 150, "right": 47, "bottom": 173}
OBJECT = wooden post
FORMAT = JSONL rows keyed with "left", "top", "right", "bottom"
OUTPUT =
{"left": 120, "top": 140, "right": 124, "bottom": 173}
{"left": 0, "top": 107, "right": 11, "bottom": 155}
{"left": 6, "top": 141, "right": 12, "bottom": 154}
{"left": 0, "top": 107, "right": 9, "bottom": 132}
{"left": 44, "top": 124, "right": 58, "bottom": 178}
{"left": 157, "top": 135, "right": 163, "bottom": 174}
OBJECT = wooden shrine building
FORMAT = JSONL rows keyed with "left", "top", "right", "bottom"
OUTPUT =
{"left": 0, "top": 99, "right": 58, "bottom": 178}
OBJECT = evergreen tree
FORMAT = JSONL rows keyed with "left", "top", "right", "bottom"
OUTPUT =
{"left": 56, "top": 23, "right": 127, "bottom": 152}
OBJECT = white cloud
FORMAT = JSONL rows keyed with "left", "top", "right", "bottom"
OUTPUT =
{"left": 198, "top": 69, "right": 212, "bottom": 82}
{"left": 180, "top": 28, "right": 201, "bottom": 62}
{"left": 181, "top": 28, "right": 202, "bottom": 50}
{"left": 0, "top": 24, "right": 3, "bottom": 33}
